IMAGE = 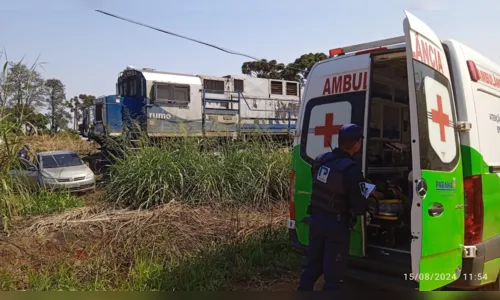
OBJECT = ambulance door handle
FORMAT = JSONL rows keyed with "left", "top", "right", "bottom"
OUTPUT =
{"left": 428, "top": 203, "right": 444, "bottom": 217}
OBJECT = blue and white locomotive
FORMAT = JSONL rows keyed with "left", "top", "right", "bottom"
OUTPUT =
{"left": 80, "top": 66, "right": 301, "bottom": 144}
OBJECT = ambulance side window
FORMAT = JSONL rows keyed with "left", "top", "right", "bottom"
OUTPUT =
{"left": 412, "top": 61, "right": 459, "bottom": 171}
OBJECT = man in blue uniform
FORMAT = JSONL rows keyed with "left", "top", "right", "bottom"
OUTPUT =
{"left": 298, "top": 123, "right": 368, "bottom": 291}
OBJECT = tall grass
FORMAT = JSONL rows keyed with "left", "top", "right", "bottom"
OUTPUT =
{"left": 0, "top": 53, "right": 33, "bottom": 230}
{"left": 103, "top": 136, "right": 291, "bottom": 208}
{"left": 0, "top": 54, "right": 83, "bottom": 231}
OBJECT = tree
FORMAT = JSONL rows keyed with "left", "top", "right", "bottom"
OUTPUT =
{"left": 241, "top": 59, "right": 286, "bottom": 79}
{"left": 67, "top": 96, "right": 80, "bottom": 130}
{"left": 3, "top": 62, "right": 46, "bottom": 107}
{"left": 241, "top": 52, "right": 328, "bottom": 85}
{"left": 78, "top": 94, "right": 96, "bottom": 107}
{"left": 283, "top": 53, "right": 328, "bottom": 83}
{"left": 44, "top": 79, "right": 71, "bottom": 132}
{"left": 68, "top": 94, "right": 95, "bottom": 130}
{"left": 4, "top": 104, "right": 49, "bottom": 134}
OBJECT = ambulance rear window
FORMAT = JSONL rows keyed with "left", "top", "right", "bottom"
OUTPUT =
{"left": 299, "top": 91, "right": 367, "bottom": 165}
{"left": 411, "top": 61, "right": 459, "bottom": 172}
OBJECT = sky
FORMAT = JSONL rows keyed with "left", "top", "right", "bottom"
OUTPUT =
{"left": 1, "top": 0, "right": 500, "bottom": 101}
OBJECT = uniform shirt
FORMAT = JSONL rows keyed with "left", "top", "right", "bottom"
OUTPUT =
{"left": 315, "top": 148, "right": 367, "bottom": 216}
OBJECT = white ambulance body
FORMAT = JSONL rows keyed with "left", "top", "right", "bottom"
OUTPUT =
{"left": 291, "top": 11, "right": 500, "bottom": 291}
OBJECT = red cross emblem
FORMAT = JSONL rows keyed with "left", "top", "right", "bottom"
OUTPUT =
{"left": 431, "top": 95, "right": 450, "bottom": 142}
{"left": 315, "top": 113, "right": 343, "bottom": 147}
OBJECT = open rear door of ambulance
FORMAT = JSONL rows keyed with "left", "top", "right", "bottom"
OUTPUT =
{"left": 403, "top": 11, "right": 465, "bottom": 291}
{"left": 295, "top": 53, "right": 372, "bottom": 258}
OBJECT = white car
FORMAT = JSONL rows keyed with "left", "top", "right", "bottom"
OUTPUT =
{"left": 10, "top": 150, "right": 96, "bottom": 193}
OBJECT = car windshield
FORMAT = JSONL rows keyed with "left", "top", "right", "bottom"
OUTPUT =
{"left": 41, "top": 153, "right": 83, "bottom": 169}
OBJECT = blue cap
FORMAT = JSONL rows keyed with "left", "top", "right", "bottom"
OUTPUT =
{"left": 338, "top": 124, "right": 364, "bottom": 140}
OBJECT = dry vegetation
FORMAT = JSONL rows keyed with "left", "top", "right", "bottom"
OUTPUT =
{"left": 23, "top": 132, "right": 97, "bottom": 155}
{"left": 0, "top": 201, "right": 299, "bottom": 291}
{"left": 0, "top": 131, "right": 299, "bottom": 291}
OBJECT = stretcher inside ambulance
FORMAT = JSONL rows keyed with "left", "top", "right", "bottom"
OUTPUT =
{"left": 289, "top": 11, "right": 500, "bottom": 291}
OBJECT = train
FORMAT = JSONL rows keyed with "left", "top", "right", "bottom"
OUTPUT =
{"left": 78, "top": 66, "right": 301, "bottom": 171}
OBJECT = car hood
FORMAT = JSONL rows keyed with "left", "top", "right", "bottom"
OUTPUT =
{"left": 41, "top": 165, "right": 90, "bottom": 179}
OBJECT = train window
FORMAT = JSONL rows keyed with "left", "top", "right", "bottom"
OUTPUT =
{"left": 234, "top": 79, "right": 244, "bottom": 92}
{"left": 154, "top": 83, "right": 190, "bottom": 104}
{"left": 173, "top": 85, "right": 189, "bottom": 102}
{"left": 286, "top": 82, "right": 298, "bottom": 96}
{"left": 95, "top": 104, "right": 103, "bottom": 121}
{"left": 203, "top": 79, "right": 225, "bottom": 94}
{"left": 130, "top": 79, "right": 136, "bottom": 96}
{"left": 271, "top": 81, "right": 283, "bottom": 95}
{"left": 138, "top": 78, "right": 143, "bottom": 97}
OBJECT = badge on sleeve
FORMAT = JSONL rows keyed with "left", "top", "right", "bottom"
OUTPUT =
{"left": 317, "top": 165, "right": 330, "bottom": 183}
{"left": 359, "top": 182, "right": 376, "bottom": 199}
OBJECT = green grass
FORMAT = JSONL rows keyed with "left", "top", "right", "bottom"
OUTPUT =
{"left": 20, "top": 189, "right": 85, "bottom": 216}
{"left": 124, "top": 228, "right": 300, "bottom": 291}
{"left": 104, "top": 137, "right": 291, "bottom": 209}
{"left": 21, "top": 227, "right": 301, "bottom": 291}
{"left": 0, "top": 270, "right": 14, "bottom": 291}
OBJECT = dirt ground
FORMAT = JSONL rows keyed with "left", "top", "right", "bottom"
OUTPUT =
{"left": 0, "top": 194, "right": 395, "bottom": 292}
{"left": 0, "top": 199, "right": 290, "bottom": 290}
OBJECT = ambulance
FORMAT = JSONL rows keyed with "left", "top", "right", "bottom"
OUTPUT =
{"left": 288, "top": 11, "right": 500, "bottom": 291}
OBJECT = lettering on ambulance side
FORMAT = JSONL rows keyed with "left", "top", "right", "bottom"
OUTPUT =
{"left": 322, "top": 71, "right": 369, "bottom": 96}
{"left": 475, "top": 64, "right": 500, "bottom": 91}
{"left": 489, "top": 113, "right": 500, "bottom": 134}
{"left": 410, "top": 31, "right": 451, "bottom": 80}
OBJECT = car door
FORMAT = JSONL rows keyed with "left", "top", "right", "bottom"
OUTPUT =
{"left": 403, "top": 11, "right": 465, "bottom": 291}
{"left": 9, "top": 158, "right": 39, "bottom": 190}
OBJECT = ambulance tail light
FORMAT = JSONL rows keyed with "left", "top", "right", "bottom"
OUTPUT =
{"left": 355, "top": 47, "right": 388, "bottom": 56}
{"left": 463, "top": 175, "right": 484, "bottom": 245}
{"left": 466, "top": 60, "right": 480, "bottom": 82}
{"left": 289, "top": 169, "right": 296, "bottom": 220}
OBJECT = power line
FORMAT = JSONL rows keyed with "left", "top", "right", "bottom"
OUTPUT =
{"left": 95, "top": 10, "right": 262, "bottom": 61}
{"left": 95, "top": 10, "right": 307, "bottom": 74}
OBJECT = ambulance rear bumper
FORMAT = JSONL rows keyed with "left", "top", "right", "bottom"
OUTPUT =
{"left": 448, "top": 236, "right": 500, "bottom": 289}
